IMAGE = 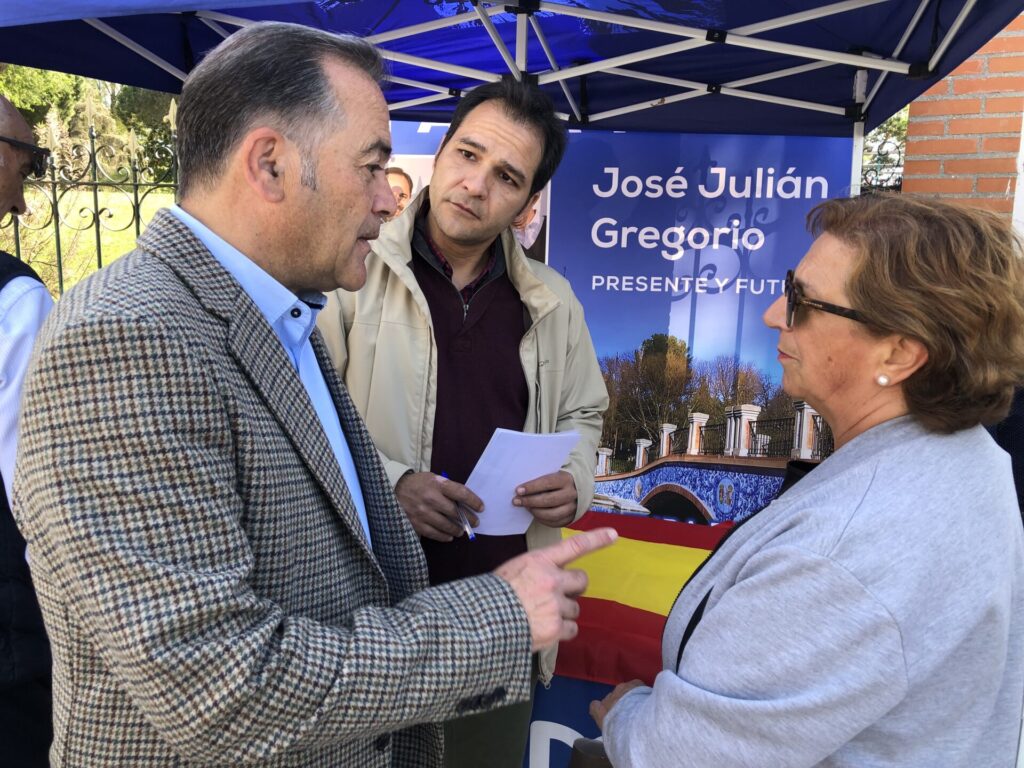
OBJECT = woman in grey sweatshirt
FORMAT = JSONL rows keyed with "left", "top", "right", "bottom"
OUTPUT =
{"left": 593, "top": 194, "right": 1024, "bottom": 768}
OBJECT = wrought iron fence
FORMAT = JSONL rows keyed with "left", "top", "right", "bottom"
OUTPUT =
{"left": 0, "top": 127, "right": 177, "bottom": 295}
{"left": 670, "top": 426, "right": 690, "bottom": 455}
{"left": 699, "top": 422, "right": 726, "bottom": 455}
{"left": 748, "top": 417, "right": 795, "bottom": 458}
{"left": 861, "top": 136, "right": 903, "bottom": 194}
{"left": 811, "top": 414, "right": 835, "bottom": 460}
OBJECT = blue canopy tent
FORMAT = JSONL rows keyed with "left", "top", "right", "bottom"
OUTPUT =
{"left": 0, "top": 0, "right": 1021, "bottom": 144}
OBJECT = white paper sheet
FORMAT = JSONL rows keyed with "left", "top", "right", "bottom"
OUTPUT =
{"left": 465, "top": 428, "right": 581, "bottom": 536}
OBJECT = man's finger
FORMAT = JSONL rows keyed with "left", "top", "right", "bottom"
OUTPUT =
{"left": 543, "top": 528, "right": 617, "bottom": 568}
{"left": 558, "top": 619, "right": 579, "bottom": 642}
{"left": 516, "top": 470, "right": 570, "bottom": 496}
{"left": 559, "top": 595, "right": 580, "bottom": 621}
{"left": 418, "top": 508, "right": 463, "bottom": 538}
{"left": 516, "top": 488, "right": 574, "bottom": 508}
{"left": 457, "top": 504, "right": 479, "bottom": 527}
{"left": 416, "top": 522, "right": 455, "bottom": 542}
{"left": 559, "top": 567, "right": 588, "bottom": 598}
{"left": 438, "top": 477, "right": 484, "bottom": 512}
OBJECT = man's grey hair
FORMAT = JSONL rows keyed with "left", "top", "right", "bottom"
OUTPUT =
{"left": 176, "top": 22, "right": 385, "bottom": 198}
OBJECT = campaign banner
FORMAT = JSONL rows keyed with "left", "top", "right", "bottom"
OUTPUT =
{"left": 548, "top": 131, "right": 853, "bottom": 375}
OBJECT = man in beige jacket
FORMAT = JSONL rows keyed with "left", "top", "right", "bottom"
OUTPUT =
{"left": 318, "top": 78, "right": 607, "bottom": 767}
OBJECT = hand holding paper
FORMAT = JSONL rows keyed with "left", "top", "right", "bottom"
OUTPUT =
{"left": 466, "top": 429, "right": 581, "bottom": 536}
{"left": 513, "top": 470, "right": 578, "bottom": 528}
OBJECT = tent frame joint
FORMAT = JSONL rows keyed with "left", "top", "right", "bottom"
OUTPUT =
{"left": 908, "top": 61, "right": 933, "bottom": 79}
{"left": 845, "top": 104, "right": 866, "bottom": 121}
{"left": 706, "top": 28, "right": 728, "bottom": 44}
{"left": 505, "top": 1, "right": 539, "bottom": 14}
{"left": 706, "top": 83, "right": 722, "bottom": 94}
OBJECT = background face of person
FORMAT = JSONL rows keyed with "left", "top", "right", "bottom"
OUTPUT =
{"left": 427, "top": 100, "right": 542, "bottom": 251}
{"left": 387, "top": 172, "right": 412, "bottom": 216}
{"left": 0, "top": 112, "right": 33, "bottom": 219}
{"left": 288, "top": 59, "right": 395, "bottom": 293}
{"left": 763, "top": 232, "right": 884, "bottom": 417}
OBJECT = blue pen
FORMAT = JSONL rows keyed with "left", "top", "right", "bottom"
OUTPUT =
{"left": 440, "top": 472, "right": 476, "bottom": 541}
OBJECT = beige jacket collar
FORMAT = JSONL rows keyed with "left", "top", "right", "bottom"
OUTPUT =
{"left": 374, "top": 188, "right": 561, "bottom": 325}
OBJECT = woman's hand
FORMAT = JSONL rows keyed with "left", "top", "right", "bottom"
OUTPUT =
{"left": 589, "top": 679, "right": 645, "bottom": 730}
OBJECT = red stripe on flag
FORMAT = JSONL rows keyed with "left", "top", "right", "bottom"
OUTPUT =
{"left": 556, "top": 596, "right": 668, "bottom": 686}
{"left": 573, "top": 510, "right": 732, "bottom": 550}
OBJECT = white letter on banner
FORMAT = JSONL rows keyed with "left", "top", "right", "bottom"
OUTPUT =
{"left": 777, "top": 168, "right": 801, "bottom": 199}
{"left": 528, "top": 721, "right": 583, "bottom": 768}
{"left": 644, "top": 175, "right": 664, "bottom": 198}
{"left": 805, "top": 176, "right": 828, "bottom": 198}
{"left": 592, "top": 218, "right": 618, "bottom": 248}
{"left": 741, "top": 228, "right": 766, "bottom": 250}
{"left": 665, "top": 168, "right": 688, "bottom": 198}
{"left": 620, "top": 175, "right": 643, "bottom": 198}
{"left": 699, "top": 167, "right": 726, "bottom": 198}
{"left": 592, "top": 167, "right": 619, "bottom": 197}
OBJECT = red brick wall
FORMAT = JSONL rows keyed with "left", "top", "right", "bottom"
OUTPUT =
{"left": 902, "top": 15, "right": 1024, "bottom": 216}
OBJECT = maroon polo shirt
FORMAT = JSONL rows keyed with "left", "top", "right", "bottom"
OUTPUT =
{"left": 411, "top": 207, "right": 530, "bottom": 585}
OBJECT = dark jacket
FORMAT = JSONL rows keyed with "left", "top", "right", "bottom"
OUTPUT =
{"left": 0, "top": 250, "right": 51, "bottom": 686}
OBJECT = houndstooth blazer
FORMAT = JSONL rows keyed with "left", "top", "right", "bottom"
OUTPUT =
{"left": 12, "top": 209, "right": 533, "bottom": 767}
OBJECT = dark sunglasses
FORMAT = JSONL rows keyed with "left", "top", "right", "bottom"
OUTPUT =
{"left": 0, "top": 135, "right": 50, "bottom": 178}
{"left": 784, "top": 269, "right": 866, "bottom": 328}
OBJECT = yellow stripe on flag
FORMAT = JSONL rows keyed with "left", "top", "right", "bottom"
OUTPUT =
{"left": 562, "top": 528, "right": 711, "bottom": 616}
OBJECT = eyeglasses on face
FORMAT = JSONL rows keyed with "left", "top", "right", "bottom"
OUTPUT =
{"left": 784, "top": 269, "right": 867, "bottom": 328}
{"left": 0, "top": 135, "right": 50, "bottom": 179}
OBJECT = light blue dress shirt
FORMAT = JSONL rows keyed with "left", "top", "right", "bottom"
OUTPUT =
{"left": 169, "top": 205, "right": 371, "bottom": 544}
{"left": 0, "top": 276, "right": 53, "bottom": 503}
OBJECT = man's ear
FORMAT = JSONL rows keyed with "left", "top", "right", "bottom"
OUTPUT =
{"left": 880, "top": 334, "right": 929, "bottom": 386}
{"left": 240, "top": 127, "right": 287, "bottom": 203}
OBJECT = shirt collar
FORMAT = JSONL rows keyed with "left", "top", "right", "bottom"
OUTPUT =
{"left": 412, "top": 199, "right": 505, "bottom": 285}
{"left": 169, "top": 204, "right": 326, "bottom": 354}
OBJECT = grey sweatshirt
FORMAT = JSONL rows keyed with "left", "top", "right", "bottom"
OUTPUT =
{"left": 604, "top": 416, "right": 1024, "bottom": 767}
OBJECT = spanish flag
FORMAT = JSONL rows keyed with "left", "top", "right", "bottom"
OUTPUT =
{"left": 557, "top": 511, "right": 731, "bottom": 686}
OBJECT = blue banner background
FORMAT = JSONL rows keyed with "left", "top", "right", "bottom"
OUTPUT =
{"left": 548, "top": 132, "right": 853, "bottom": 379}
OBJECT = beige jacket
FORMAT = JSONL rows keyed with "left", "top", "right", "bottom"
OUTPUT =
{"left": 319, "top": 192, "right": 608, "bottom": 679}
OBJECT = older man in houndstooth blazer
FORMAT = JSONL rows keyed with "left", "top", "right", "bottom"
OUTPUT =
{"left": 10, "top": 23, "right": 614, "bottom": 768}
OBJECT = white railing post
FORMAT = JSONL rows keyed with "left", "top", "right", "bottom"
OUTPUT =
{"left": 596, "top": 447, "right": 613, "bottom": 476}
{"left": 635, "top": 439, "right": 653, "bottom": 469}
{"left": 687, "top": 412, "right": 709, "bottom": 455}
{"left": 660, "top": 423, "right": 677, "bottom": 457}
{"left": 736, "top": 404, "right": 762, "bottom": 457}
{"left": 792, "top": 400, "right": 818, "bottom": 459}
{"left": 723, "top": 406, "right": 739, "bottom": 457}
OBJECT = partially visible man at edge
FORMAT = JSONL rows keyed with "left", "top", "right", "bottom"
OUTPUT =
{"left": 12, "top": 24, "right": 615, "bottom": 767}
{"left": 0, "top": 94, "right": 54, "bottom": 768}
{"left": 385, "top": 166, "right": 413, "bottom": 219}
{"left": 318, "top": 78, "right": 608, "bottom": 767}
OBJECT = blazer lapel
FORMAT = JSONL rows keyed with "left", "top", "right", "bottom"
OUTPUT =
{"left": 139, "top": 209, "right": 382, "bottom": 574}
{"left": 311, "top": 330, "right": 427, "bottom": 602}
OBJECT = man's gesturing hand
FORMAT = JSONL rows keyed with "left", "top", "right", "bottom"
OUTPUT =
{"left": 395, "top": 472, "right": 482, "bottom": 542}
{"left": 494, "top": 528, "right": 617, "bottom": 652}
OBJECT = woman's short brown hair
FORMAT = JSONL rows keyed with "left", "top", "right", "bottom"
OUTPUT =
{"left": 809, "top": 193, "right": 1024, "bottom": 433}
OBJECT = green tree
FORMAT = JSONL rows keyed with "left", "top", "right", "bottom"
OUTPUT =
{"left": 113, "top": 87, "right": 173, "bottom": 135}
{"left": 862, "top": 106, "right": 907, "bottom": 190}
{"left": 0, "top": 64, "right": 82, "bottom": 126}
{"left": 113, "top": 87, "right": 176, "bottom": 179}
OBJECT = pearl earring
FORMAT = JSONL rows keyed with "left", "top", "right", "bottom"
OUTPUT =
{"left": 876, "top": 374, "right": 890, "bottom": 387}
